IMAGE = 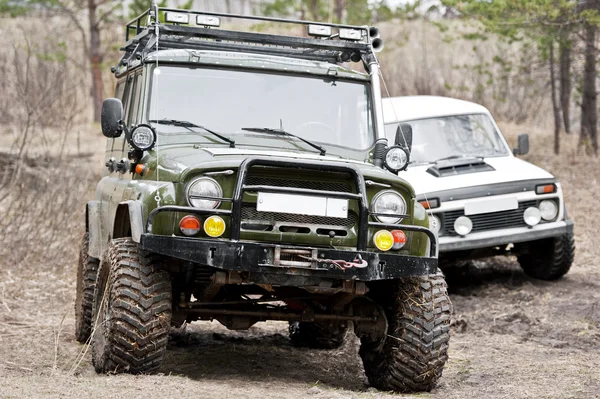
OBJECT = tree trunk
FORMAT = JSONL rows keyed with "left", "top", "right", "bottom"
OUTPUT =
{"left": 308, "top": 0, "right": 320, "bottom": 20}
{"left": 559, "top": 31, "right": 571, "bottom": 134}
{"left": 334, "top": 0, "right": 345, "bottom": 23}
{"left": 550, "top": 42, "right": 561, "bottom": 155}
{"left": 579, "top": 22, "right": 598, "bottom": 155}
{"left": 88, "top": 0, "right": 104, "bottom": 124}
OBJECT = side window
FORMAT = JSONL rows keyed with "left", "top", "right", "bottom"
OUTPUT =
{"left": 122, "top": 76, "right": 134, "bottom": 124}
{"left": 128, "top": 73, "right": 143, "bottom": 126}
{"left": 135, "top": 73, "right": 144, "bottom": 123}
{"left": 115, "top": 80, "right": 125, "bottom": 101}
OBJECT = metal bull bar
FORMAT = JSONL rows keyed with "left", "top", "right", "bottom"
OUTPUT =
{"left": 145, "top": 157, "right": 437, "bottom": 256}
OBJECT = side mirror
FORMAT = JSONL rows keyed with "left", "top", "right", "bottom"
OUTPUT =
{"left": 513, "top": 134, "right": 529, "bottom": 156}
{"left": 101, "top": 98, "right": 124, "bottom": 138}
{"left": 395, "top": 123, "right": 413, "bottom": 151}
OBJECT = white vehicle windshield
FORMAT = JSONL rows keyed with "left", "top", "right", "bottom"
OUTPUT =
{"left": 149, "top": 66, "right": 375, "bottom": 150}
{"left": 385, "top": 113, "right": 509, "bottom": 164}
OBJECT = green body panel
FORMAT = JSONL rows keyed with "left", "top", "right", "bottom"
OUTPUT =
{"left": 95, "top": 53, "right": 431, "bottom": 259}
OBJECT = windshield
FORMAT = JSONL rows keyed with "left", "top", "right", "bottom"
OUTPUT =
{"left": 385, "top": 113, "right": 509, "bottom": 164}
{"left": 148, "top": 66, "right": 374, "bottom": 150}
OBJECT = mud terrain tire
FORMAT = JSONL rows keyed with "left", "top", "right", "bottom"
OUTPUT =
{"left": 75, "top": 232, "right": 100, "bottom": 343}
{"left": 289, "top": 321, "right": 348, "bottom": 349}
{"left": 359, "top": 270, "right": 452, "bottom": 392}
{"left": 92, "top": 238, "right": 172, "bottom": 374}
{"left": 518, "top": 232, "right": 575, "bottom": 280}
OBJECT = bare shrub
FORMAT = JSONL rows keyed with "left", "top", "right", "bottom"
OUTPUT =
{"left": 0, "top": 18, "right": 100, "bottom": 275}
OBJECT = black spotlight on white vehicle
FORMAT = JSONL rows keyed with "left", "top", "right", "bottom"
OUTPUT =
{"left": 384, "top": 146, "right": 409, "bottom": 173}
{"left": 128, "top": 124, "right": 157, "bottom": 151}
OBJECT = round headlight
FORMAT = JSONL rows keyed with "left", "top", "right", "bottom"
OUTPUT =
{"left": 524, "top": 207, "right": 541, "bottom": 226}
{"left": 187, "top": 177, "right": 223, "bottom": 209}
{"left": 454, "top": 216, "right": 472, "bottom": 236}
{"left": 371, "top": 190, "right": 407, "bottom": 224}
{"left": 539, "top": 200, "right": 558, "bottom": 221}
{"left": 384, "top": 146, "right": 409, "bottom": 172}
{"left": 130, "top": 124, "right": 156, "bottom": 151}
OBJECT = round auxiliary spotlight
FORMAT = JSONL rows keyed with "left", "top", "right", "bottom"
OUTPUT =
{"left": 384, "top": 146, "right": 409, "bottom": 173}
{"left": 129, "top": 124, "right": 157, "bottom": 151}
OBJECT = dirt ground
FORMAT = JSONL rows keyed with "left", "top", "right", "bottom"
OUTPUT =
{"left": 1, "top": 126, "right": 599, "bottom": 399}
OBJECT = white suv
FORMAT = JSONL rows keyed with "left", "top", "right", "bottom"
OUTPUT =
{"left": 383, "top": 95, "right": 575, "bottom": 280}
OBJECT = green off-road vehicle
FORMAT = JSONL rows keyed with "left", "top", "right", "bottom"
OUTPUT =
{"left": 75, "top": 3, "right": 452, "bottom": 392}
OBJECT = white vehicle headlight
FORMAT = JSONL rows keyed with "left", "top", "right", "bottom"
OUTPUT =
{"left": 384, "top": 146, "right": 409, "bottom": 172}
{"left": 454, "top": 216, "right": 472, "bottom": 236}
{"left": 187, "top": 177, "right": 223, "bottom": 209}
{"left": 371, "top": 190, "right": 407, "bottom": 224}
{"left": 539, "top": 200, "right": 558, "bottom": 221}
{"left": 523, "top": 207, "right": 541, "bottom": 226}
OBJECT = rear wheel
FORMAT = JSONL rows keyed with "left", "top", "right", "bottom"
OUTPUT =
{"left": 91, "top": 238, "right": 172, "bottom": 374}
{"left": 74, "top": 232, "right": 100, "bottom": 343}
{"left": 359, "top": 270, "right": 452, "bottom": 392}
{"left": 289, "top": 321, "right": 348, "bottom": 349}
{"left": 518, "top": 232, "right": 575, "bottom": 280}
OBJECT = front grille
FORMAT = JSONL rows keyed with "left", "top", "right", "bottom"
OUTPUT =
{"left": 442, "top": 200, "right": 537, "bottom": 236}
{"left": 241, "top": 205, "right": 357, "bottom": 228}
{"left": 245, "top": 175, "right": 351, "bottom": 193}
{"left": 242, "top": 168, "right": 356, "bottom": 233}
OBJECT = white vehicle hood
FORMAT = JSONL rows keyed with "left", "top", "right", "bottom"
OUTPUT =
{"left": 399, "top": 156, "right": 555, "bottom": 196}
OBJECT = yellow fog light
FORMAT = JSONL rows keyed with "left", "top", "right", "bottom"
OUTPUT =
{"left": 204, "top": 215, "right": 225, "bottom": 238}
{"left": 373, "top": 230, "right": 394, "bottom": 251}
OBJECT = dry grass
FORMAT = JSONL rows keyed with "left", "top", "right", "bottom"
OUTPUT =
{"left": 0, "top": 123, "right": 599, "bottom": 398}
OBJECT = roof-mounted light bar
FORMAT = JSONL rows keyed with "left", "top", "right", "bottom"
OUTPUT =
{"left": 165, "top": 12, "right": 189, "bottom": 24}
{"left": 196, "top": 15, "right": 220, "bottom": 27}
{"left": 307, "top": 24, "right": 333, "bottom": 37}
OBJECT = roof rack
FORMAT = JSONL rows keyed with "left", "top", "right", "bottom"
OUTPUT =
{"left": 117, "top": 4, "right": 382, "bottom": 73}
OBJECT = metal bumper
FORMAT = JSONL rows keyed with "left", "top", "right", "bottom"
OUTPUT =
{"left": 439, "top": 219, "right": 574, "bottom": 252}
{"left": 140, "top": 234, "right": 438, "bottom": 281}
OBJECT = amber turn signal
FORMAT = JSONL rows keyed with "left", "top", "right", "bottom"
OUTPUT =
{"left": 535, "top": 184, "right": 556, "bottom": 194}
{"left": 391, "top": 230, "right": 407, "bottom": 250}
{"left": 180, "top": 215, "right": 201, "bottom": 236}
{"left": 419, "top": 198, "right": 440, "bottom": 209}
{"left": 135, "top": 164, "right": 149, "bottom": 176}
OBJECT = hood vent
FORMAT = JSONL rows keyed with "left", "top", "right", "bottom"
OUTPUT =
{"left": 427, "top": 160, "right": 495, "bottom": 177}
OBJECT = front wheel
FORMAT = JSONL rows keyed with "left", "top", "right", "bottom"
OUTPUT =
{"left": 359, "top": 270, "right": 452, "bottom": 392}
{"left": 518, "top": 232, "right": 575, "bottom": 280}
{"left": 91, "top": 238, "right": 172, "bottom": 374}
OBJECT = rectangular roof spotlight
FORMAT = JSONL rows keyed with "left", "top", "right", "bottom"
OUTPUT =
{"left": 308, "top": 24, "right": 333, "bottom": 37}
{"left": 196, "top": 15, "right": 221, "bottom": 27}
{"left": 165, "top": 12, "right": 190, "bottom": 24}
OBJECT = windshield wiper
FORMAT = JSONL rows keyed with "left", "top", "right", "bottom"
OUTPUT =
{"left": 241, "top": 127, "right": 326, "bottom": 156}
{"left": 434, "top": 155, "right": 483, "bottom": 163}
{"left": 149, "top": 119, "right": 235, "bottom": 148}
